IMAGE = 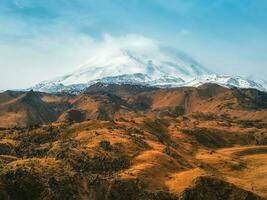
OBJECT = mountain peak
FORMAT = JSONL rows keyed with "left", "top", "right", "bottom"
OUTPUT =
{"left": 65, "top": 45, "right": 211, "bottom": 85}
{"left": 30, "top": 45, "right": 267, "bottom": 93}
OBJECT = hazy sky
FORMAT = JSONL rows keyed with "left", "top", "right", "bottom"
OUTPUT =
{"left": 0, "top": 0, "right": 267, "bottom": 90}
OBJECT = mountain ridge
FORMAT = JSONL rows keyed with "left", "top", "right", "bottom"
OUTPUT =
{"left": 1, "top": 82, "right": 267, "bottom": 128}
{"left": 31, "top": 73, "right": 267, "bottom": 94}
{"left": 28, "top": 46, "right": 267, "bottom": 93}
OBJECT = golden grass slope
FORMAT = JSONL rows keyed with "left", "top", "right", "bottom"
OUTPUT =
{"left": 0, "top": 115, "right": 266, "bottom": 199}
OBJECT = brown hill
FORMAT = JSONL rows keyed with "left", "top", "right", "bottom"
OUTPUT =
{"left": 84, "top": 83, "right": 157, "bottom": 99}
{"left": 0, "top": 83, "right": 265, "bottom": 199}
{"left": 0, "top": 90, "right": 58, "bottom": 128}
{"left": 0, "top": 117, "right": 266, "bottom": 199}
{"left": 0, "top": 90, "right": 25, "bottom": 104}
{"left": 1, "top": 83, "right": 267, "bottom": 128}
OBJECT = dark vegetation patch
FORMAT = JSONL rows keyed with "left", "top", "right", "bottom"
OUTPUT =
{"left": 0, "top": 159, "right": 78, "bottom": 200}
{"left": 233, "top": 147, "right": 267, "bottom": 157}
{"left": 97, "top": 106, "right": 112, "bottom": 121}
{"left": 126, "top": 127, "right": 151, "bottom": 150}
{"left": 163, "top": 146, "right": 192, "bottom": 169}
{"left": 143, "top": 119, "right": 171, "bottom": 145}
{"left": 99, "top": 140, "right": 112, "bottom": 151}
{"left": 15, "top": 127, "right": 60, "bottom": 158}
{"left": 192, "top": 113, "right": 219, "bottom": 121}
{"left": 64, "top": 109, "right": 85, "bottom": 123}
{"left": 179, "top": 176, "right": 264, "bottom": 200}
{"left": 182, "top": 128, "right": 256, "bottom": 149}
{"left": 0, "top": 143, "right": 14, "bottom": 156}
{"left": 106, "top": 178, "right": 177, "bottom": 200}
{"left": 131, "top": 95, "right": 152, "bottom": 111}
{"left": 255, "top": 132, "right": 267, "bottom": 145}
{"left": 84, "top": 83, "right": 157, "bottom": 98}
{"left": 159, "top": 106, "right": 185, "bottom": 117}
{"left": 196, "top": 84, "right": 226, "bottom": 99}
{"left": 238, "top": 120, "right": 267, "bottom": 129}
{"left": 66, "top": 151, "right": 131, "bottom": 174}
{"left": 233, "top": 89, "right": 267, "bottom": 110}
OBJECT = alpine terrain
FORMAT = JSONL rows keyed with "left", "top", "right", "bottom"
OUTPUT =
{"left": 1, "top": 43, "right": 267, "bottom": 200}
{"left": 0, "top": 38, "right": 267, "bottom": 200}
{"left": 1, "top": 0, "right": 267, "bottom": 199}
{"left": 30, "top": 45, "right": 267, "bottom": 93}
{"left": 0, "top": 83, "right": 267, "bottom": 200}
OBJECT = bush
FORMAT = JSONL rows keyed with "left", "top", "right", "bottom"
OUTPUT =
{"left": 0, "top": 159, "right": 78, "bottom": 200}
{"left": 67, "top": 152, "right": 131, "bottom": 174}
{"left": 99, "top": 140, "right": 112, "bottom": 151}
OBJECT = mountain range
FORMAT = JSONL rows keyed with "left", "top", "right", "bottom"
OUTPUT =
{"left": 29, "top": 45, "right": 267, "bottom": 93}
{"left": 1, "top": 45, "right": 267, "bottom": 200}
{"left": 0, "top": 83, "right": 267, "bottom": 199}
{"left": 1, "top": 83, "right": 267, "bottom": 128}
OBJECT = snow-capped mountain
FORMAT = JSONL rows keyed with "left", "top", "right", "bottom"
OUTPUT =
{"left": 30, "top": 44, "right": 267, "bottom": 93}
{"left": 185, "top": 75, "right": 267, "bottom": 91}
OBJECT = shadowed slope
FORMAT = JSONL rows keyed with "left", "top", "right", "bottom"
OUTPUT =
{"left": 0, "top": 91, "right": 58, "bottom": 128}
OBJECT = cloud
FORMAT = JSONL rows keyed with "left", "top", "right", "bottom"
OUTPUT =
{"left": 101, "top": 33, "right": 158, "bottom": 52}
{"left": 0, "top": 28, "right": 160, "bottom": 90}
{"left": 0, "top": 0, "right": 267, "bottom": 90}
{"left": 0, "top": 30, "right": 93, "bottom": 89}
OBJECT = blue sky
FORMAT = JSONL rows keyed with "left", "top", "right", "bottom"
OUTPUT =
{"left": 0, "top": 0, "right": 267, "bottom": 89}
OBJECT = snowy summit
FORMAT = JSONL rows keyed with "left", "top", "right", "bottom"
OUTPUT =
{"left": 31, "top": 37, "right": 267, "bottom": 93}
